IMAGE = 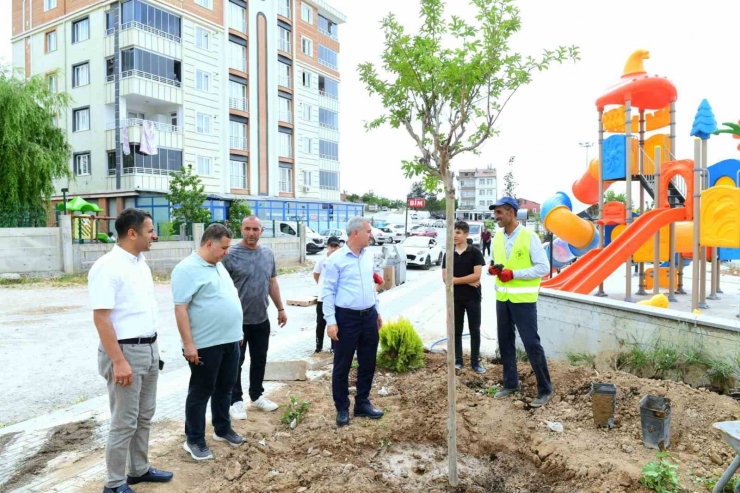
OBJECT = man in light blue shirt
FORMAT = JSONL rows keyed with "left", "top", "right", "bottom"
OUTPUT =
{"left": 322, "top": 217, "right": 384, "bottom": 426}
{"left": 171, "top": 224, "right": 245, "bottom": 461}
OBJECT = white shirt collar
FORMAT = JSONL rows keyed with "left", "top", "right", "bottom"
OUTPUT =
{"left": 113, "top": 244, "right": 144, "bottom": 264}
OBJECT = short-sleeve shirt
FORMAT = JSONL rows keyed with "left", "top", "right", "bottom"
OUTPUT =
{"left": 171, "top": 252, "right": 243, "bottom": 350}
{"left": 314, "top": 258, "right": 326, "bottom": 302}
{"left": 221, "top": 242, "right": 277, "bottom": 324}
{"left": 88, "top": 245, "right": 157, "bottom": 340}
{"left": 442, "top": 245, "right": 486, "bottom": 301}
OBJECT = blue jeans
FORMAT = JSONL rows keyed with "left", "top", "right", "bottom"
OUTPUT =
{"left": 332, "top": 307, "right": 379, "bottom": 411}
{"left": 184, "top": 341, "right": 240, "bottom": 443}
{"left": 496, "top": 301, "right": 552, "bottom": 396}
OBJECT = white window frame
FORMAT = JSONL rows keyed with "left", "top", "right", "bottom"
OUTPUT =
{"left": 280, "top": 166, "right": 293, "bottom": 192}
{"left": 301, "top": 36, "right": 313, "bottom": 56}
{"left": 300, "top": 103, "right": 311, "bottom": 121}
{"left": 72, "top": 62, "right": 90, "bottom": 88}
{"left": 46, "top": 31, "right": 57, "bottom": 52}
{"left": 279, "top": 133, "right": 292, "bottom": 158}
{"left": 230, "top": 42, "right": 247, "bottom": 72}
{"left": 195, "top": 69, "right": 211, "bottom": 91}
{"left": 303, "top": 137, "right": 312, "bottom": 153}
{"left": 195, "top": 26, "right": 210, "bottom": 50}
{"left": 302, "top": 71, "right": 311, "bottom": 88}
{"left": 74, "top": 153, "right": 91, "bottom": 176}
{"left": 72, "top": 18, "right": 90, "bottom": 44}
{"left": 196, "top": 155, "right": 212, "bottom": 176}
{"left": 44, "top": 0, "right": 57, "bottom": 12}
{"left": 229, "top": 3, "right": 247, "bottom": 33}
{"left": 302, "top": 169, "right": 312, "bottom": 187}
{"left": 301, "top": 3, "right": 313, "bottom": 24}
{"left": 196, "top": 113, "right": 212, "bottom": 134}
{"left": 230, "top": 160, "right": 246, "bottom": 189}
{"left": 47, "top": 74, "right": 57, "bottom": 93}
{"left": 194, "top": 0, "right": 213, "bottom": 10}
{"left": 73, "top": 107, "right": 90, "bottom": 132}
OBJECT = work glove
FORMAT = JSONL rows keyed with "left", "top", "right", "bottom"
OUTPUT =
{"left": 488, "top": 262, "right": 504, "bottom": 276}
{"left": 373, "top": 272, "right": 384, "bottom": 285}
{"left": 498, "top": 269, "right": 514, "bottom": 283}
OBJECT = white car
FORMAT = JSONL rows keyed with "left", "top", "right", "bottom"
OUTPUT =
{"left": 467, "top": 222, "right": 484, "bottom": 250}
{"left": 319, "top": 229, "right": 348, "bottom": 245}
{"left": 403, "top": 236, "right": 443, "bottom": 269}
{"left": 380, "top": 227, "right": 404, "bottom": 243}
{"left": 370, "top": 227, "right": 388, "bottom": 245}
{"left": 433, "top": 219, "right": 445, "bottom": 228}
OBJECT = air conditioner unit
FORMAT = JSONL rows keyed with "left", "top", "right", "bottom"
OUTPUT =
{"left": 301, "top": 186, "right": 310, "bottom": 192}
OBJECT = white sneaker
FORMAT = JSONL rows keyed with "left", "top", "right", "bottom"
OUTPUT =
{"left": 230, "top": 401, "right": 247, "bottom": 420}
{"left": 251, "top": 396, "right": 279, "bottom": 412}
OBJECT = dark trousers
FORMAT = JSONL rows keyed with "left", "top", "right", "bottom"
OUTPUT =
{"left": 482, "top": 241, "right": 491, "bottom": 256}
{"left": 496, "top": 300, "right": 553, "bottom": 396}
{"left": 454, "top": 298, "right": 481, "bottom": 365}
{"left": 184, "top": 341, "right": 240, "bottom": 443}
{"left": 332, "top": 307, "right": 379, "bottom": 411}
{"left": 231, "top": 320, "right": 270, "bottom": 404}
{"left": 316, "top": 302, "right": 327, "bottom": 350}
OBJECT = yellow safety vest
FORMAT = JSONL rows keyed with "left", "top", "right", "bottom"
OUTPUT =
{"left": 493, "top": 227, "right": 541, "bottom": 303}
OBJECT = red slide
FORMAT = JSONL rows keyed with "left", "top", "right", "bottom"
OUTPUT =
{"left": 541, "top": 207, "right": 687, "bottom": 295}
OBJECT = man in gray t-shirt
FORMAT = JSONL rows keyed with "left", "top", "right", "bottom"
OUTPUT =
{"left": 221, "top": 216, "right": 287, "bottom": 419}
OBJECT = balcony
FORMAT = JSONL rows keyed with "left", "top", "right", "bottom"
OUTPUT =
{"left": 278, "top": 110, "right": 292, "bottom": 123}
{"left": 318, "top": 58, "right": 337, "bottom": 71}
{"left": 104, "top": 119, "right": 183, "bottom": 150}
{"left": 229, "top": 135, "right": 247, "bottom": 151}
{"left": 279, "top": 180, "right": 292, "bottom": 193}
{"left": 319, "top": 91, "right": 339, "bottom": 112}
{"left": 279, "top": 146, "right": 293, "bottom": 158}
{"left": 106, "top": 170, "right": 172, "bottom": 193}
{"left": 278, "top": 4, "right": 291, "bottom": 19}
{"left": 278, "top": 38, "right": 291, "bottom": 54}
{"left": 106, "top": 22, "right": 182, "bottom": 59}
{"left": 278, "top": 74, "right": 291, "bottom": 89}
{"left": 229, "top": 96, "right": 248, "bottom": 112}
{"left": 230, "top": 174, "right": 247, "bottom": 190}
{"left": 106, "top": 71, "right": 182, "bottom": 105}
{"left": 319, "top": 124, "right": 339, "bottom": 142}
{"left": 318, "top": 27, "right": 338, "bottom": 41}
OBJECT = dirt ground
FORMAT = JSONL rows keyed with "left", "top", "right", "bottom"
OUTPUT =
{"left": 68, "top": 353, "right": 740, "bottom": 492}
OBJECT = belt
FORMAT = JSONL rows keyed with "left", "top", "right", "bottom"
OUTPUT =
{"left": 118, "top": 333, "right": 157, "bottom": 345}
{"left": 336, "top": 306, "right": 375, "bottom": 315}
{"left": 494, "top": 286, "right": 540, "bottom": 294}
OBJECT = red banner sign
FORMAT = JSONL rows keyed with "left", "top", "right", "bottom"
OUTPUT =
{"left": 407, "top": 198, "right": 426, "bottom": 209}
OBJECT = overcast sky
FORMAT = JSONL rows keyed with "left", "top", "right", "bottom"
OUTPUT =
{"left": 3, "top": 1, "right": 739, "bottom": 206}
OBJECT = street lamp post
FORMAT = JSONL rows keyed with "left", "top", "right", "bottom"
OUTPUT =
{"left": 579, "top": 142, "right": 595, "bottom": 168}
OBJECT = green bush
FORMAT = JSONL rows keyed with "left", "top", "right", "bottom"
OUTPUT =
{"left": 640, "top": 451, "right": 680, "bottom": 492}
{"left": 377, "top": 317, "right": 425, "bottom": 373}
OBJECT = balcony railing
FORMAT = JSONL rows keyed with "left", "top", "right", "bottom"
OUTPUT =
{"left": 279, "top": 146, "right": 293, "bottom": 158}
{"left": 230, "top": 136, "right": 247, "bottom": 150}
{"left": 105, "top": 118, "right": 182, "bottom": 133}
{"left": 278, "top": 38, "right": 291, "bottom": 54}
{"left": 107, "top": 167, "right": 174, "bottom": 176}
{"left": 279, "top": 180, "right": 292, "bottom": 193}
{"left": 121, "top": 69, "right": 181, "bottom": 87}
{"left": 229, "top": 96, "right": 248, "bottom": 112}
{"left": 278, "top": 74, "right": 291, "bottom": 88}
{"left": 320, "top": 153, "right": 338, "bottom": 161}
{"left": 278, "top": 4, "right": 291, "bottom": 19}
{"left": 319, "top": 122, "right": 338, "bottom": 130}
{"left": 115, "top": 21, "right": 181, "bottom": 43}
{"left": 230, "top": 57, "right": 247, "bottom": 73}
{"left": 318, "top": 27, "right": 337, "bottom": 41}
{"left": 231, "top": 173, "right": 247, "bottom": 189}
{"left": 278, "top": 110, "right": 292, "bottom": 123}
{"left": 318, "top": 58, "right": 337, "bottom": 71}
{"left": 319, "top": 90, "right": 338, "bottom": 100}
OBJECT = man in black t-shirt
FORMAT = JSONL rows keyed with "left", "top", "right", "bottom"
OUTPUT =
{"left": 442, "top": 221, "right": 486, "bottom": 373}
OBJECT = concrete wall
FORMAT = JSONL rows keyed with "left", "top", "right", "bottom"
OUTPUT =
{"left": 537, "top": 289, "right": 740, "bottom": 361}
{"left": 0, "top": 228, "right": 62, "bottom": 273}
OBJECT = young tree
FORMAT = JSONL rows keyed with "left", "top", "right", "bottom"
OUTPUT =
{"left": 358, "top": 0, "right": 578, "bottom": 485}
{"left": 502, "top": 156, "right": 518, "bottom": 199}
{"left": 0, "top": 68, "right": 73, "bottom": 226}
{"left": 227, "top": 200, "right": 252, "bottom": 238}
{"left": 166, "top": 164, "right": 211, "bottom": 225}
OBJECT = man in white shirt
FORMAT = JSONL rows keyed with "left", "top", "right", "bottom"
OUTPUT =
{"left": 312, "top": 236, "right": 342, "bottom": 353}
{"left": 89, "top": 209, "right": 173, "bottom": 493}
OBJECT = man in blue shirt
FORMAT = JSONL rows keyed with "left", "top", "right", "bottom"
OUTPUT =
{"left": 322, "top": 217, "right": 384, "bottom": 426}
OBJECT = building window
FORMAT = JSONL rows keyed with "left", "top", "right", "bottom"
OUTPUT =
{"left": 278, "top": 61, "right": 291, "bottom": 88}
{"left": 170, "top": 112, "right": 178, "bottom": 128}
{"left": 196, "top": 156, "right": 212, "bottom": 175}
{"left": 230, "top": 160, "right": 247, "bottom": 189}
{"left": 301, "top": 3, "right": 313, "bottom": 24}
{"left": 319, "top": 108, "right": 338, "bottom": 129}
{"left": 121, "top": 47, "right": 182, "bottom": 85}
{"left": 280, "top": 166, "right": 293, "bottom": 193}
{"left": 195, "top": 27, "right": 210, "bottom": 49}
{"left": 47, "top": 74, "right": 57, "bottom": 93}
{"left": 319, "top": 140, "right": 338, "bottom": 160}
{"left": 72, "top": 62, "right": 90, "bottom": 88}
{"left": 278, "top": 97, "right": 292, "bottom": 123}
{"left": 318, "top": 45, "right": 338, "bottom": 70}
{"left": 230, "top": 42, "right": 247, "bottom": 72}
{"left": 300, "top": 103, "right": 311, "bottom": 121}
{"left": 320, "top": 170, "right": 339, "bottom": 190}
{"left": 278, "top": 27, "right": 291, "bottom": 53}
{"left": 121, "top": 0, "right": 181, "bottom": 40}
{"left": 301, "top": 36, "right": 313, "bottom": 56}
{"left": 318, "top": 75, "right": 338, "bottom": 98}
{"left": 302, "top": 137, "right": 312, "bottom": 153}
{"left": 73, "top": 107, "right": 90, "bottom": 132}
{"left": 105, "top": 57, "right": 114, "bottom": 78}
{"left": 487, "top": 179, "right": 493, "bottom": 185}
{"left": 229, "top": 3, "right": 246, "bottom": 33}
{"left": 229, "top": 121, "right": 247, "bottom": 150}
{"left": 302, "top": 169, "right": 312, "bottom": 187}
{"left": 44, "top": 0, "right": 57, "bottom": 11}
{"left": 279, "top": 133, "right": 292, "bottom": 158}
{"left": 108, "top": 147, "right": 183, "bottom": 175}
{"left": 196, "top": 113, "right": 212, "bottom": 134}
{"left": 195, "top": 0, "right": 213, "bottom": 10}
{"left": 278, "top": 0, "right": 291, "bottom": 19}
{"left": 195, "top": 69, "right": 210, "bottom": 91}
{"left": 302, "top": 71, "right": 311, "bottom": 88}
{"left": 74, "top": 153, "right": 91, "bottom": 176}
{"left": 318, "top": 14, "right": 338, "bottom": 40}
{"left": 72, "top": 18, "right": 90, "bottom": 44}
{"left": 229, "top": 81, "right": 247, "bottom": 111}
{"left": 46, "top": 31, "right": 57, "bottom": 52}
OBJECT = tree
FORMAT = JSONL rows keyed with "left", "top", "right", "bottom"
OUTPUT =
{"left": 166, "top": 164, "right": 211, "bottom": 225}
{"left": 358, "top": 0, "right": 578, "bottom": 485}
{"left": 0, "top": 68, "right": 73, "bottom": 226}
{"left": 502, "top": 156, "right": 518, "bottom": 199}
{"left": 604, "top": 190, "right": 626, "bottom": 204}
{"left": 227, "top": 200, "right": 252, "bottom": 238}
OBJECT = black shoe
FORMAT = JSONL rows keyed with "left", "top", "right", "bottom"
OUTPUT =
{"left": 354, "top": 402, "right": 384, "bottom": 419}
{"left": 336, "top": 409, "right": 350, "bottom": 426}
{"left": 494, "top": 386, "right": 521, "bottom": 399}
{"left": 530, "top": 392, "right": 553, "bottom": 408}
{"left": 455, "top": 361, "right": 463, "bottom": 370}
{"left": 126, "top": 467, "right": 173, "bottom": 485}
{"left": 314, "top": 348, "right": 322, "bottom": 354}
{"left": 103, "top": 485, "right": 135, "bottom": 493}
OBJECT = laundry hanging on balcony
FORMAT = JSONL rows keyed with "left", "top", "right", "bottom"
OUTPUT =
{"left": 140, "top": 120, "right": 158, "bottom": 155}
{"left": 121, "top": 125, "right": 130, "bottom": 156}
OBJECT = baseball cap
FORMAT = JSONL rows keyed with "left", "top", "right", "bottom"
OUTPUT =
{"left": 489, "top": 197, "right": 519, "bottom": 211}
{"left": 326, "top": 236, "right": 341, "bottom": 246}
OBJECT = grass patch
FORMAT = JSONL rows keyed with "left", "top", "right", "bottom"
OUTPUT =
{"left": 681, "top": 342, "right": 711, "bottom": 367}
{"left": 707, "top": 357, "right": 736, "bottom": 393}
{"left": 649, "top": 344, "right": 680, "bottom": 375}
{"left": 565, "top": 350, "right": 595, "bottom": 367}
{"left": 278, "top": 262, "right": 315, "bottom": 276}
{"left": 515, "top": 347, "right": 529, "bottom": 363}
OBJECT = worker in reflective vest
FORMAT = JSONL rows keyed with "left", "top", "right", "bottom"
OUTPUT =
{"left": 488, "top": 197, "right": 554, "bottom": 408}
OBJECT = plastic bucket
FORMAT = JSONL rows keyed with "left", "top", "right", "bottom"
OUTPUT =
{"left": 591, "top": 382, "right": 617, "bottom": 428}
{"left": 639, "top": 395, "right": 672, "bottom": 449}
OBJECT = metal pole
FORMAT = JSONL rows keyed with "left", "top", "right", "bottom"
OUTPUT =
{"left": 708, "top": 246, "right": 719, "bottom": 300}
{"left": 596, "top": 110, "right": 607, "bottom": 297}
{"left": 404, "top": 206, "right": 409, "bottom": 236}
{"left": 637, "top": 110, "right": 647, "bottom": 295}
{"left": 549, "top": 232, "right": 554, "bottom": 279}
{"left": 653, "top": 147, "right": 661, "bottom": 295}
{"left": 624, "top": 100, "right": 633, "bottom": 302}
{"left": 691, "top": 139, "right": 701, "bottom": 311}
{"left": 699, "top": 138, "right": 709, "bottom": 308}
{"left": 668, "top": 223, "right": 677, "bottom": 302}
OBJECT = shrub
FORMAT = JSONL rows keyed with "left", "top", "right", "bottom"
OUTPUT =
{"left": 377, "top": 317, "right": 425, "bottom": 372}
{"left": 640, "top": 451, "right": 680, "bottom": 492}
{"left": 280, "top": 396, "right": 309, "bottom": 429}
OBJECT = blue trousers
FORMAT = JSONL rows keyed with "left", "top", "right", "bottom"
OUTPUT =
{"left": 332, "top": 307, "right": 379, "bottom": 411}
{"left": 496, "top": 300, "right": 553, "bottom": 396}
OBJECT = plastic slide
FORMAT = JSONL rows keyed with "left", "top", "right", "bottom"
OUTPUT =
{"left": 572, "top": 158, "right": 616, "bottom": 205}
{"left": 541, "top": 207, "right": 687, "bottom": 295}
{"left": 541, "top": 192, "right": 600, "bottom": 257}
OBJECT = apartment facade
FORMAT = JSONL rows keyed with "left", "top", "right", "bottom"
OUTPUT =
{"left": 457, "top": 166, "right": 497, "bottom": 210}
{"left": 10, "top": 0, "right": 357, "bottom": 233}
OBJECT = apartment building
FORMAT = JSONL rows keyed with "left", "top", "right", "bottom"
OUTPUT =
{"left": 10, "top": 0, "right": 358, "bottom": 233}
{"left": 457, "top": 166, "right": 497, "bottom": 210}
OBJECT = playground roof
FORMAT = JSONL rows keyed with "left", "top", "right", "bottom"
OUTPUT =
{"left": 596, "top": 74, "right": 677, "bottom": 111}
{"left": 55, "top": 196, "right": 103, "bottom": 213}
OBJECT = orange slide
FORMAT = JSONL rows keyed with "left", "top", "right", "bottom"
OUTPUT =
{"left": 572, "top": 158, "right": 616, "bottom": 205}
{"left": 541, "top": 207, "right": 687, "bottom": 294}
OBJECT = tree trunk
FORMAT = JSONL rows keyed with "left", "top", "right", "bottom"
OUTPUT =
{"left": 442, "top": 165, "right": 458, "bottom": 486}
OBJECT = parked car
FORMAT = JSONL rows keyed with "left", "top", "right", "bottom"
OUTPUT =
{"left": 381, "top": 206, "right": 389, "bottom": 212}
{"left": 432, "top": 219, "right": 445, "bottom": 228}
{"left": 370, "top": 227, "right": 389, "bottom": 245}
{"left": 403, "top": 236, "right": 443, "bottom": 269}
{"left": 407, "top": 224, "right": 425, "bottom": 236}
{"left": 410, "top": 213, "right": 419, "bottom": 220}
{"left": 467, "top": 222, "right": 483, "bottom": 250}
{"left": 410, "top": 227, "right": 438, "bottom": 238}
{"left": 319, "top": 229, "right": 347, "bottom": 245}
{"left": 266, "top": 221, "right": 325, "bottom": 254}
{"left": 380, "top": 226, "right": 404, "bottom": 243}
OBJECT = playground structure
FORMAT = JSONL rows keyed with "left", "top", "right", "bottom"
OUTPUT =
{"left": 55, "top": 197, "right": 116, "bottom": 244}
{"left": 541, "top": 50, "right": 740, "bottom": 312}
